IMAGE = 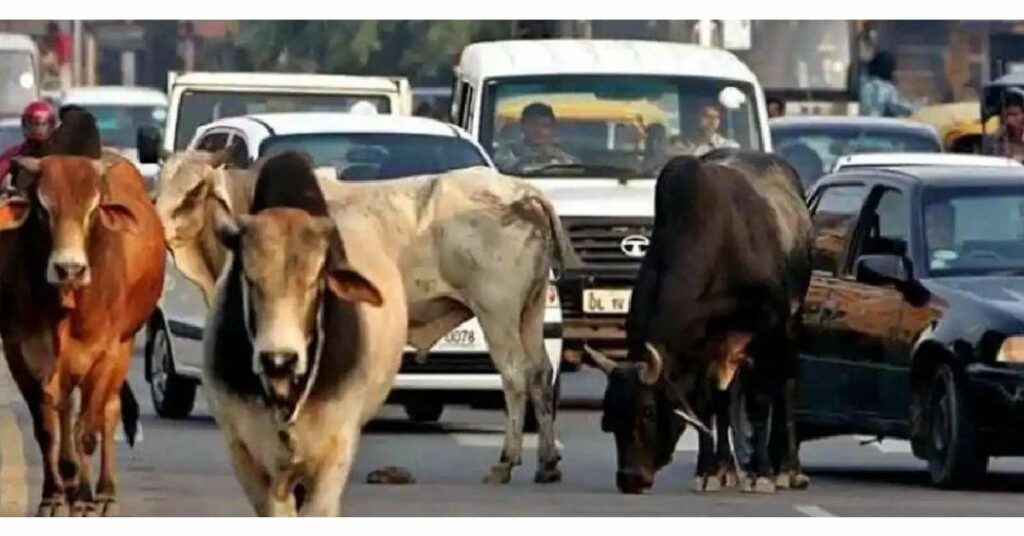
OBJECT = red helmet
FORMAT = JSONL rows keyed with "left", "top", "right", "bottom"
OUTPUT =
{"left": 21, "top": 101, "right": 57, "bottom": 141}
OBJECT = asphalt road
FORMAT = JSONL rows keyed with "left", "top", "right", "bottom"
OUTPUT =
{"left": 4, "top": 355, "right": 1024, "bottom": 516}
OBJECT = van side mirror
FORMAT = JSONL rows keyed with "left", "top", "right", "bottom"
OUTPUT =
{"left": 855, "top": 254, "right": 911, "bottom": 286}
{"left": 137, "top": 125, "right": 163, "bottom": 165}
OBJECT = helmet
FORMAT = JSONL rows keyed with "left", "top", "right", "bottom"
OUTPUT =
{"left": 21, "top": 101, "right": 57, "bottom": 141}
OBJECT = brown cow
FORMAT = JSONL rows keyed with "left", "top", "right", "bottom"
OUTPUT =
{"left": 0, "top": 154, "right": 164, "bottom": 516}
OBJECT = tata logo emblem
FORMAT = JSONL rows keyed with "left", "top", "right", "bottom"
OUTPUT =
{"left": 620, "top": 235, "right": 650, "bottom": 258}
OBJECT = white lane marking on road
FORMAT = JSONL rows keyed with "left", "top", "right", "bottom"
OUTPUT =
{"left": 795, "top": 504, "right": 835, "bottom": 517}
{"left": 855, "top": 435, "right": 912, "bottom": 454}
{"left": 675, "top": 429, "right": 700, "bottom": 452}
{"left": 452, "top": 434, "right": 563, "bottom": 450}
{"left": 0, "top": 350, "right": 28, "bottom": 517}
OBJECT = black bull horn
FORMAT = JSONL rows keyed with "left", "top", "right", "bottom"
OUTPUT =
{"left": 586, "top": 343, "right": 714, "bottom": 438}
{"left": 642, "top": 344, "right": 713, "bottom": 438}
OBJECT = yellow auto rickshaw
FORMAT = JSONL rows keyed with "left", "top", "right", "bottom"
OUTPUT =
{"left": 494, "top": 94, "right": 672, "bottom": 153}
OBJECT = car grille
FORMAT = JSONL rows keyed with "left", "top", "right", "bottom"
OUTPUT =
{"left": 562, "top": 216, "right": 653, "bottom": 269}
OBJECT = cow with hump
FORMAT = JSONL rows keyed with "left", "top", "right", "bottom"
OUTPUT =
{"left": 155, "top": 150, "right": 570, "bottom": 485}
{"left": 203, "top": 151, "right": 407, "bottom": 516}
{"left": 586, "top": 149, "right": 812, "bottom": 495}
{"left": 0, "top": 108, "right": 164, "bottom": 516}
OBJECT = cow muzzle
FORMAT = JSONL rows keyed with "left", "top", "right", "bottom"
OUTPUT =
{"left": 47, "top": 251, "right": 91, "bottom": 287}
{"left": 616, "top": 468, "right": 654, "bottom": 495}
{"left": 255, "top": 348, "right": 307, "bottom": 408}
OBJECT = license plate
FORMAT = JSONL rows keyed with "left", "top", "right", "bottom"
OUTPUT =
{"left": 441, "top": 328, "right": 478, "bottom": 347}
{"left": 583, "top": 289, "right": 632, "bottom": 314}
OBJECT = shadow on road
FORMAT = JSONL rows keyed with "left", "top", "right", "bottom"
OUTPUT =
{"left": 808, "top": 467, "right": 1024, "bottom": 493}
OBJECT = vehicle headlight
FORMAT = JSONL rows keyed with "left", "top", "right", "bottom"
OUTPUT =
{"left": 997, "top": 336, "right": 1024, "bottom": 363}
{"left": 546, "top": 284, "right": 560, "bottom": 308}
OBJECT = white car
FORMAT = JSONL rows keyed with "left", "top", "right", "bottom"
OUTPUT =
{"left": 833, "top": 152, "right": 1023, "bottom": 173}
{"left": 144, "top": 112, "right": 563, "bottom": 424}
{"left": 61, "top": 85, "right": 169, "bottom": 190}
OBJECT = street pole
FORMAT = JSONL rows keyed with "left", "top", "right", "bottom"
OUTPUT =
{"left": 697, "top": 19, "right": 714, "bottom": 47}
{"left": 72, "top": 20, "right": 83, "bottom": 86}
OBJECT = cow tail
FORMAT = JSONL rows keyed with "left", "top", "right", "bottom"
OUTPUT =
{"left": 532, "top": 194, "right": 578, "bottom": 276}
{"left": 120, "top": 383, "right": 140, "bottom": 448}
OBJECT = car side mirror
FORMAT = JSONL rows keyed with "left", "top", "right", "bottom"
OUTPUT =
{"left": 855, "top": 254, "right": 911, "bottom": 286}
{"left": 137, "top": 125, "right": 163, "bottom": 165}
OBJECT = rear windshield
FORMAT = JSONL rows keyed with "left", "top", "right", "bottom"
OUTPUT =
{"left": 174, "top": 90, "right": 392, "bottom": 150}
{"left": 259, "top": 133, "right": 489, "bottom": 181}
{"left": 773, "top": 125, "right": 941, "bottom": 188}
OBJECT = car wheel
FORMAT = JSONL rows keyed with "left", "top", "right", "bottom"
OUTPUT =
{"left": 404, "top": 399, "right": 444, "bottom": 423}
{"left": 926, "top": 364, "right": 988, "bottom": 488}
{"left": 147, "top": 323, "right": 197, "bottom": 420}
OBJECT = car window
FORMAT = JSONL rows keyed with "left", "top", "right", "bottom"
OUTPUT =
{"left": 810, "top": 184, "right": 868, "bottom": 274}
{"left": 849, "top": 187, "right": 909, "bottom": 271}
{"left": 259, "top": 133, "right": 489, "bottom": 181}
{"left": 773, "top": 126, "right": 941, "bottom": 188}
{"left": 227, "top": 136, "right": 250, "bottom": 169}
{"left": 924, "top": 185, "right": 1024, "bottom": 275}
{"left": 197, "top": 132, "right": 229, "bottom": 152}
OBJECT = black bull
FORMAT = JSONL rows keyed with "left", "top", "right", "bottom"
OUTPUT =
{"left": 587, "top": 150, "right": 812, "bottom": 494}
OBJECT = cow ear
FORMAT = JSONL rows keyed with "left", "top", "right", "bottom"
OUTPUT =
{"left": 326, "top": 266, "right": 383, "bottom": 307}
{"left": 98, "top": 202, "right": 139, "bottom": 233}
{"left": 13, "top": 156, "right": 40, "bottom": 174}
{"left": 215, "top": 214, "right": 249, "bottom": 251}
{"left": 0, "top": 196, "right": 30, "bottom": 231}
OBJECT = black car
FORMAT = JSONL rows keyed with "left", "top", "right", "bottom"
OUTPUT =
{"left": 800, "top": 165, "right": 1024, "bottom": 488}
{"left": 771, "top": 116, "right": 943, "bottom": 189}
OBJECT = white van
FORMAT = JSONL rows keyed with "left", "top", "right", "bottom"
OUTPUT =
{"left": 0, "top": 33, "right": 39, "bottom": 120}
{"left": 158, "top": 71, "right": 413, "bottom": 155}
{"left": 451, "top": 39, "right": 770, "bottom": 365}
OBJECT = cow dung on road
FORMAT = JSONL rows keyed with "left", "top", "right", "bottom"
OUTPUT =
{"left": 366, "top": 466, "right": 417, "bottom": 485}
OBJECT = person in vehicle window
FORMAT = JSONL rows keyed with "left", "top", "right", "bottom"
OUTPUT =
{"left": 683, "top": 103, "right": 740, "bottom": 156}
{"left": 494, "top": 102, "right": 579, "bottom": 173}
{"left": 926, "top": 201, "right": 957, "bottom": 269}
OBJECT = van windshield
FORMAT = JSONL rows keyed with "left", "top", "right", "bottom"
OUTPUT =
{"left": 480, "top": 75, "right": 762, "bottom": 178}
{"left": 173, "top": 91, "right": 392, "bottom": 150}
{"left": 0, "top": 51, "right": 37, "bottom": 118}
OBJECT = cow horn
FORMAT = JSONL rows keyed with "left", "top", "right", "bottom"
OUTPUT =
{"left": 674, "top": 399, "right": 713, "bottom": 438}
{"left": 639, "top": 343, "right": 664, "bottom": 385}
{"left": 583, "top": 344, "right": 617, "bottom": 375}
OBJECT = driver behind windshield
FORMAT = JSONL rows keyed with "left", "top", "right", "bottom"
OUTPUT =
{"left": 684, "top": 103, "right": 740, "bottom": 156}
{"left": 926, "top": 201, "right": 957, "bottom": 269}
{"left": 494, "top": 102, "right": 579, "bottom": 173}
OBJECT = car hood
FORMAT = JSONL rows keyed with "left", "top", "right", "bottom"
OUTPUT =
{"left": 527, "top": 178, "right": 655, "bottom": 218}
{"left": 924, "top": 276, "right": 1024, "bottom": 329}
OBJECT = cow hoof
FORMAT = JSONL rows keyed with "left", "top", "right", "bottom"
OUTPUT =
{"left": 534, "top": 467, "right": 562, "bottom": 484}
{"left": 789, "top": 472, "right": 811, "bottom": 490}
{"left": 37, "top": 497, "right": 68, "bottom": 517}
{"left": 721, "top": 470, "right": 739, "bottom": 488}
{"left": 774, "top": 473, "right": 791, "bottom": 490}
{"left": 690, "top": 476, "right": 722, "bottom": 493}
{"left": 367, "top": 466, "right": 416, "bottom": 485}
{"left": 483, "top": 465, "right": 512, "bottom": 485}
{"left": 97, "top": 498, "right": 119, "bottom": 517}
{"left": 753, "top": 477, "right": 776, "bottom": 494}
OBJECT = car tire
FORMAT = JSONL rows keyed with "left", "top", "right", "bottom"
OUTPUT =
{"left": 147, "top": 322, "right": 197, "bottom": 420}
{"left": 926, "top": 364, "right": 988, "bottom": 488}
{"left": 404, "top": 399, "right": 444, "bottom": 423}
